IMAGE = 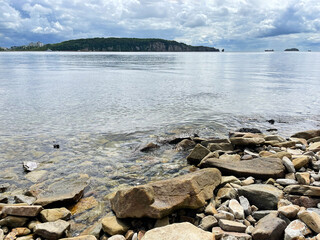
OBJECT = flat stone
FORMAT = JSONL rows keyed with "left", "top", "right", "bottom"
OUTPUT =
{"left": 14, "top": 195, "right": 36, "bottom": 205}
{"left": 176, "top": 139, "right": 196, "bottom": 151}
{"left": 1, "top": 205, "right": 43, "bottom": 217}
{"left": 278, "top": 205, "right": 300, "bottom": 219}
{"left": 272, "top": 141, "right": 296, "bottom": 148}
{"left": 60, "top": 236, "right": 97, "bottom": 240}
{"left": 230, "top": 137, "right": 265, "bottom": 146}
{"left": 222, "top": 232, "right": 252, "bottom": 240}
{"left": 199, "top": 215, "right": 218, "bottom": 231}
{"left": 40, "top": 208, "right": 71, "bottom": 222}
{"left": 308, "top": 142, "right": 320, "bottom": 152}
{"left": 186, "top": 144, "right": 210, "bottom": 165}
{"left": 265, "top": 135, "right": 286, "bottom": 142}
{"left": 208, "top": 143, "right": 234, "bottom": 152}
{"left": 110, "top": 168, "right": 221, "bottom": 219}
{"left": 25, "top": 170, "right": 48, "bottom": 183}
{"left": 141, "top": 222, "right": 213, "bottom": 240}
{"left": 284, "top": 185, "right": 320, "bottom": 197}
{"left": 297, "top": 210, "right": 320, "bottom": 233}
{"left": 229, "top": 199, "right": 244, "bottom": 219}
{"left": 0, "top": 216, "right": 28, "bottom": 228}
{"left": 238, "top": 184, "right": 283, "bottom": 210}
{"left": 101, "top": 216, "right": 129, "bottom": 235}
{"left": 252, "top": 213, "right": 287, "bottom": 240}
{"left": 284, "top": 219, "right": 311, "bottom": 240}
{"left": 218, "top": 219, "right": 246, "bottom": 233}
{"left": 199, "top": 157, "right": 285, "bottom": 180}
{"left": 292, "top": 157, "right": 310, "bottom": 170}
{"left": 33, "top": 175, "right": 89, "bottom": 206}
{"left": 276, "top": 179, "right": 298, "bottom": 186}
{"left": 291, "top": 130, "right": 320, "bottom": 140}
{"left": 296, "top": 172, "right": 310, "bottom": 185}
{"left": 0, "top": 183, "right": 10, "bottom": 193}
{"left": 34, "top": 220, "right": 70, "bottom": 240}
{"left": 252, "top": 210, "right": 278, "bottom": 221}
{"left": 214, "top": 211, "right": 235, "bottom": 221}
{"left": 282, "top": 157, "right": 296, "bottom": 173}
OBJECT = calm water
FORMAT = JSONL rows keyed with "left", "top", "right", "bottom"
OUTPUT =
{"left": 0, "top": 52, "right": 320, "bottom": 232}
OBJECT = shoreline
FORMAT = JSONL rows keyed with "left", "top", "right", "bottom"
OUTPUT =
{"left": 1, "top": 128, "right": 320, "bottom": 239}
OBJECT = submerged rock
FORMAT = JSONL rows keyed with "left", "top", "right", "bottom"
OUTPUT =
{"left": 110, "top": 168, "right": 221, "bottom": 219}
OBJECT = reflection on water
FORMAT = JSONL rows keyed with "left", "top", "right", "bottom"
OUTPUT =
{"left": 0, "top": 52, "right": 320, "bottom": 234}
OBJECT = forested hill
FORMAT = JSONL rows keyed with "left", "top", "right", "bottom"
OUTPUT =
{"left": 38, "top": 38, "right": 219, "bottom": 52}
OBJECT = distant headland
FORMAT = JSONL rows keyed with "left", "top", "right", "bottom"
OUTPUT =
{"left": 5, "top": 38, "right": 220, "bottom": 52}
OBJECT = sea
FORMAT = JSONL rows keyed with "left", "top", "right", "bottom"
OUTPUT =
{"left": 0, "top": 51, "right": 319, "bottom": 232}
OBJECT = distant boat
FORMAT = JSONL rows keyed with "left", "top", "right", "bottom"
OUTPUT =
{"left": 265, "top": 49, "right": 274, "bottom": 52}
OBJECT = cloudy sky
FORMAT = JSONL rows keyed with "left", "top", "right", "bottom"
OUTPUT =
{"left": 1, "top": 0, "right": 320, "bottom": 51}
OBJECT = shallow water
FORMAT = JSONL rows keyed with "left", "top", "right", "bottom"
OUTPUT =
{"left": 0, "top": 51, "right": 320, "bottom": 233}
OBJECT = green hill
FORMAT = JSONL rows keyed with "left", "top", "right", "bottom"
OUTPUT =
{"left": 36, "top": 38, "right": 219, "bottom": 52}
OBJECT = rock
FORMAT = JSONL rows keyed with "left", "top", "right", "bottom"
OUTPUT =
{"left": 154, "top": 216, "right": 169, "bottom": 228}
{"left": 230, "top": 137, "right": 265, "bottom": 146}
{"left": 0, "top": 196, "right": 8, "bottom": 203}
{"left": 252, "top": 210, "right": 278, "bottom": 221}
{"left": 0, "top": 183, "right": 10, "bottom": 193}
{"left": 265, "top": 135, "right": 285, "bottom": 142}
{"left": 101, "top": 216, "right": 129, "bottom": 235}
{"left": 198, "top": 215, "right": 218, "bottom": 230}
{"left": 110, "top": 168, "right": 221, "bottom": 219}
{"left": 25, "top": 170, "right": 48, "bottom": 183}
{"left": 239, "top": 196, "right": 251, "bottom": 216}
{"left": 284, "top": 219, "right": 311, "bottom": 240}
{"left": 1, "top": 205, "right": 43, "bottom": 217}
{"left": 40, "top": 208, "right": 71, "bottom": 222}
{"left": 273, "top": 141, "right": 296, "bottom": 148}
{"left": 291, "top": 130, "right": 320, "bottom": 140}
{"left": 292, "top": 157, "right": 309, "bottom": 170}
{"left": 60, "top": 236, "right": 97, "bottom": 240}
{"left": 278, "top": 205, "right": 300, "bottom": 219}
{"left": 297, "top": 209, "right": 320, "bottom": 233}
{"left": 241, "top": 177, "right": 255, "bottom": 186}
{"left": 282, "top": 157, "right": 296, "bottom": 173}
{"left": 212, "top": 227, "right": 224, "bottom": 239}
{"left": 221, "top": 176, "right": 242, "bottom": 186}
{"left": 33, "top": 175, "right": 89, "bottom": 206}
{"left": 219, "top": 154, "right": 241, "bottom": 162}
{"left": 14, "top": 195, "right": 36, "bottom": 205}
{"left": 201, "top": 138, "right": 230, "bottom": 147}
{"left": 140, "top": 142, "right": 160, "bottom": 152}
{"left": 296, "top": 172, "right": 310, "bottom": 185}
{"left": 222, "top": 232, "right": 252, "bottom": 240}
{"left": 11, "top": 228, "right": 31, "bottom": 236}
{"left": 237, "top": 128, "right": 262, "bottom": 134}
{"left": 238, "top": 184, "right": 283, "bottom": 210}
{"left": 284, "top": 185, "right": 320, "bottom": 197}
{"left": 276, "top": 179, "right": 298, "bottom": 186}
{"left": 141, "top": 222, "right": 213, "bottom": 240}
{"left": 23, "top": 161, "right": 38, "bottom": 172}
{"left": 34, "top": 220, "right": 70, "bottom": 240}
{"left": 252, "top": 213, "right": 287, "bottom": 240}
{"left": 186, "top": 144, "right": 210, "bottom": 165}
{"left": 208, "top": 143, "right": 234, "bottom": 152}
{"left": 217, "top": 187, "right": 237, "bottom": 200}
{"left": 176, "top": 139, "right": 196, "bottom": 151}
{"left": 229, "top": 199, "right": 244, "bottom": 219}
{"left": 199, "top": 157, "right": 285, "bottom": 180}
{"left": 28, "top": 220, "right": 41, "bottom": 230}
{"left": 0, "top": 216, "right": 28, "bottom": 228}
{"left": 308, "top": 142, "right": 320, "bottom": 152}
{"left": 125, "top": 230, "right": 134, "bottom": 240}
{"left": 214, "top": 211, "right": 235, "bottom": 221}
{"left": 80, "top": 222, "right": 102, "bottom": 238}
{"left": 108, "top": 235, "right": 125, "bottom": 240}
{"left": 218, "top": 219, "right": 246, "bottom": 233}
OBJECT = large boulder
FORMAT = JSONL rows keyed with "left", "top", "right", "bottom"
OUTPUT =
{"left": 199, "top": 158, "right": 285, "bottom": 180}
{"left": 33, "top": 175, "right": 89, "bottom": 206}
{"left": 141, "top": 222, "right": 213, "bottom": 240}
{"left": 291, "top": 129, "right": 320, "bottom": 140}
{"left": 238, "top": 184, "right": 283, "bottom": 210}
{"left": 110, "top": 168, "right": 221, "bottom": 219}
{"left": 284, "top": 185, "right": 320, "bottom": 197}
{"left": 252, "top": 213, "right": 287, "bottom": 240}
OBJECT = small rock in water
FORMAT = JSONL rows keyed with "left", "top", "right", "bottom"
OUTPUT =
{"left": 53, "top": 144, "right": 60, "bottom": 149}
{"left": 267, "top": 119, "right": 275, "bottom": 125}
{"left": 23, "top": 161, "right": 38, "bottom": 172}
{"left": 237, "top": 128, "right": 262, "bottom": 134}
{"left": 0, "top": 183, "right": 10, "bottom": 193}
{"left": 266, "top": 128, "right": 278, "bottom": 132}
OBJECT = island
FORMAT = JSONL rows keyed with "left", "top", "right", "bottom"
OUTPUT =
{"left": 9, "top": 38, "right": 220, "bottom": 52}
{"left": 284, "top": 48, "right": 299, "bottom": 51}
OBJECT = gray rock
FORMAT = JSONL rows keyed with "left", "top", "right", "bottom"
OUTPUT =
{"left": 0, "top": 183, "right": 10, "bottom": 193}
{"left": 1, "top": 205, "right": 43, "bottom": 217}
{"left": 186, "top": 144, "right": 210, "bottom": 165}
{"left": 23, "top": 161, "right": 38, "bottom": 172}
{"left": 238, "top": 184, "right": 283, "bottom": 210}
{"left": 199, "top": 158, "right": 285, "bottom": 180}
{"left": 33, "top": 175, "right": 89, "bottom": 206}
{"left": 199, "top": 215, "right": 218, "bottom": 230}
{"left": 208, "top": 143, "right": 234, "bottom": 152}
{"left": 282, "top": 157, "right": 296, "bottom": 173}
{"left": 25, "top": 170, "right": 48, "bottom": 183}
{"left": 34, "top": 220, "right": 70, "bottom": 240}
{"left": 284, "top": 219, "right": 311, "bottom": 240}
{"left": 230, "top": 137, "right": 265, "bottom": 146}
{"left": 229, "top": 199, "right": 244, "bottom": 219}
{"left": 141, "top": 222, "right": 213, "bottom": 240}
{"left": 252, "top": 213, "right": 287, "bottom": 240}
{"left": 276, "top": 179, "right": 298, "bottom": 186}
{"left": 239, "top": 196, "right": 251, "bottom": 216}
{"left": 0, "top": 216, "right": 28, "bottom": 228}
{"left": 14, "top": 195, "right": 36, "bottom": 205}
{"left": 252, "top": 211, "right": 278, "bottom": 221}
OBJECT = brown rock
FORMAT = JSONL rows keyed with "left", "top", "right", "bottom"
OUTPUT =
{"left": 40, "top": 208, "right": 71, "bottom": 222}
{"left": 1, "top": 205, "right": 43, "bottom": 217}
{"left": 69, "top": 196, "right": 98, "bottom": 215}
{"left": 298, "top": 210, "right": 320, "bottom": 233}
{"left": 208, "top": 143, "right": 233, "bottom": 151}
{"left": 308, "top": 142, "right": 320, "bottom": 152}
{"left": 186, "top": 144, "right": 210, "bottom": 165}
{"left": 176, "top": 139, "right": 196, "bottom": 151}
{"left": 291, "top": 130, "right": 320, "bottom": 140}
{"left": 110, "top": 168, "right": 221, "bottom": 219}
{"left": 296, "top": 172, "right": 310, "bottom": 185}
{"left": 272, "top": 141, "right": 296, "bottom": 148}
{"left": 199, "top": 157, "right": 285, "bottom": 180}
{"left": 218, "top": 219, "right": 246, "bottom": 232}
{"left": 34, "top": 220, "right": 70, "bottom": 240}
{"left": 252, "top": 213, "right": 287, "bottom": 240}
{"left": 284, "top": 185, "right": 320, "bottom": 197}
{"left": 230, "top": 137, "right": 265, "bottom": 146}
{"left": 140, "top": 142, "right": 159, "bottom": 152}
{"left": 292, "top": 157, "right": 309, "bottom": 170}
{"left": 284, "top": 219, "right": 311, "bottom": 240}
{"left": 278, "top": 205, "right": 300, "bottom": 219}
{"left": 101, "top": 216, "right": 129, "bottom": 236}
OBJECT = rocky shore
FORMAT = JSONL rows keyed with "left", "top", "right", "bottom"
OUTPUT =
{"left": 1, "top": 128, "right": 320, "bottom": 240}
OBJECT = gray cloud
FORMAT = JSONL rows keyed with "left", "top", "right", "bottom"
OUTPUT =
{"left": 1, "top": 0, "right": 320, "bottom": 50}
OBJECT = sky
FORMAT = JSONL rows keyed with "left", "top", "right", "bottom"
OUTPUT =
{"left": 1, "top": 0, "right": 320, "bottom": 51}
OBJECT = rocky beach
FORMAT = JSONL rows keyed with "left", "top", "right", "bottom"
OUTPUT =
{"left": 1, "top": 128, "right": 320, "bottom": 240}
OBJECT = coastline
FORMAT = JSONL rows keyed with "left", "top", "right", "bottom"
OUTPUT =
{"left": 1, "top": 128, "right": 320, "bottom": 239}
